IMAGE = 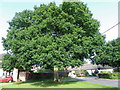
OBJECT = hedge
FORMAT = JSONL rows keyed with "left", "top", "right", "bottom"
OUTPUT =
{"left": 98, "top": 72, "right": 120, "bottom": 79}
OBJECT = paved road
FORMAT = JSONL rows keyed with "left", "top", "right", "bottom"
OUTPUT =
{"left": 72, "top": 77, "right": 120, "bottom": 87}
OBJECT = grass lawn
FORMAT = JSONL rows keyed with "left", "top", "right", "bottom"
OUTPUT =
{"left": 1, "top": 79, "right": 118, "bottom": 88}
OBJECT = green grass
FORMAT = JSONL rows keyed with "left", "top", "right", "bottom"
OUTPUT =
{"left": 1, "top": 79, "right": 118, "bottom": 88}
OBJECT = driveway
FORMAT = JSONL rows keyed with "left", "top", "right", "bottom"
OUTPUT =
{"left": 73, "top": 77, "right": 120, "bottom": 87}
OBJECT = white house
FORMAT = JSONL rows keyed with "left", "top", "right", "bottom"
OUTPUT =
{"left": 67, "top": 64, "right": 114, "bottom": 75}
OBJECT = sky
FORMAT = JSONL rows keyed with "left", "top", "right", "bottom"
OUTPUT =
{"left": 0, "top": 0, "right": 119, "bottom": 54}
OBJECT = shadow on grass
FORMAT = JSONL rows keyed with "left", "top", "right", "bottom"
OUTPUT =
{"left": 14, "top": 79, "right": 82, "bottom": 87}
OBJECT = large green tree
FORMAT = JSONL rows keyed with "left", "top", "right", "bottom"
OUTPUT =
{"left": 2, "top": 2, "right": 104, "bottom": 74}
{"left": 93, "top": 38, "right": 120, "bottom": 71}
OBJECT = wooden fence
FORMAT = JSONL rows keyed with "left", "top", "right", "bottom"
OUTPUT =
{"left": 27, "top": 71, "right": 69, "bottom": 80}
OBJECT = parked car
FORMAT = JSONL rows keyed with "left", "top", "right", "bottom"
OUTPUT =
{"left": 0, "top": 75, "right": 13, "bottom": 82}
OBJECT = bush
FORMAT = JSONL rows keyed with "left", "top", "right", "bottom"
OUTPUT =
{"left": 76, "top": 73, "right": 85, "bottom": 77}
{"left": 98, "top": 72, "right": 120, "bottom": 79}
{"left": 92, "top": 73, "right": 96, "bottom": 76}
{"left": 76, "top": 70, "right": 89, "bottom": 77}
{"left": 98, "top": 73, "right": 110, "bottom": 79}
{"left": 83, "top": 70, "right": 89, "bottom": 76}
{"left": 111, "top": 73, "right": 120, "bottom": 79}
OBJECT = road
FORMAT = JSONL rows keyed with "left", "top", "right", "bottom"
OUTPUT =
{"left": 73, "top": 77, "right": 120, "bottom": 87}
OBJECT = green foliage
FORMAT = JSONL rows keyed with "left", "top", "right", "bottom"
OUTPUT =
{"left": 91, "top": 73, "right": 97, "bottom": 76}
{"left": 98, "top": 72, "right": 120, "bottom": 79}
{"left": 93, "top": 38, "right": 120, "bottom": 70}
{"left": 76, "top": 70, "right": 89, "bottom": 77}
{"left": 37, "top": 69, "right": 53, "bottom": 73}
{"left": 76, "top": 74, "right": 85, "bottom": 77}
{"left": 2, "top": 1, "right": 104, "bottom": 70}
{"left": 100, "top": 71, "right": 112, "bottom": 73}
{"left": 2, "top": 54, "right": 15, "bottom": 71}
{"left": 83, "top": 70, "right": 89, "bottom": 76}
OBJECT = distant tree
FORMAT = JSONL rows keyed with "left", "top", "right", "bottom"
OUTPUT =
{"left": 93, "top": 38, "right": 120, "bottom": 72}
{"left": 2, "top": 54, "right": 15, "bottom": 71}
{"left": 2, "top": 1, "right": 105, "bottom": 81}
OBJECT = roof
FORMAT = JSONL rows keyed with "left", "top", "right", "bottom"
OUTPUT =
{"left": 69, "top": 64, "right": 113, "bottom": 71}
{"left": 80, "top": 64, "right": 113, "bottom": 70}
{"left": 80, "top": 64, "right": 98, "bottom": 70}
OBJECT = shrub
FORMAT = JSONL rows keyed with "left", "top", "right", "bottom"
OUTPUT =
{"left": 76, "top": 70, "right": 89, "bottom": 77}
{"left": 98, "top": 73, "right": 110, "bottom": 79}
{"left": 98, "top": 72, "right": 120, "bottom": 79}
{"left": 83, "top": 70, "right": 89, "bottom": 76}
{"left": 91, "top": 73, "right": 96, "bottom": 76}
{"left": 76, "top": 73, "right": 85, "bottom": 77}
{"left": 111, "top": 73, "right": 120, "bottom": 79}
{"left": 76, "top": 74, "right": 81, "bottom": 77}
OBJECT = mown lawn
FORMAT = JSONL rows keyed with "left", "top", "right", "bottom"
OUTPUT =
{"left": 1, "top": 79, "right": 118, "bottom": 88}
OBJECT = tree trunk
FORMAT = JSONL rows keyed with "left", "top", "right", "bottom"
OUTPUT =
{"left": 54, "top": 67, "right": 60, "bottom": 82}
{"left": 117, "top": 66, "right": 120, "bottom": 72}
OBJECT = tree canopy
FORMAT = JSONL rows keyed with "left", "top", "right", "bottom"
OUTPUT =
{"left": 93, "top": 38, "right": 120, "bottom": 71}
{"left": 2, "top": 1, "right": 105, "bottom": 71}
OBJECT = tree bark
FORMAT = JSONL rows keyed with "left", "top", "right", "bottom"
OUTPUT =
{"left": 54, "top": 67, "right": 60, "bottom": 82}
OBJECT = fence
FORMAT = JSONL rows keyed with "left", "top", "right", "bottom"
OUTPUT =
{"left": 27, "top": 71, "right": 69, "bottom": 80}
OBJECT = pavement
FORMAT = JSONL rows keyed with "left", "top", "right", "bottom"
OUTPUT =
{"left": 71, "top": 77, "right": 120, "bottom": 88}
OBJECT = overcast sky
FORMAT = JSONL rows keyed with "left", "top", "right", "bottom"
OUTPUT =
{"left": 0, "top": 0, "right": 119, "bottom": 54}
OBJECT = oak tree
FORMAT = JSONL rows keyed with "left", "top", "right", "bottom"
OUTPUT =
{"left": 2, "top": 1, "right": 105, "bottom": 80}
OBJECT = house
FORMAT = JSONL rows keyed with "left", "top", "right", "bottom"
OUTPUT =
{"left": 67, "top": 64, "right": 114, "bottom": 75}
{"left": 80, "top": 64, "right": 113, "bottom": 75}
